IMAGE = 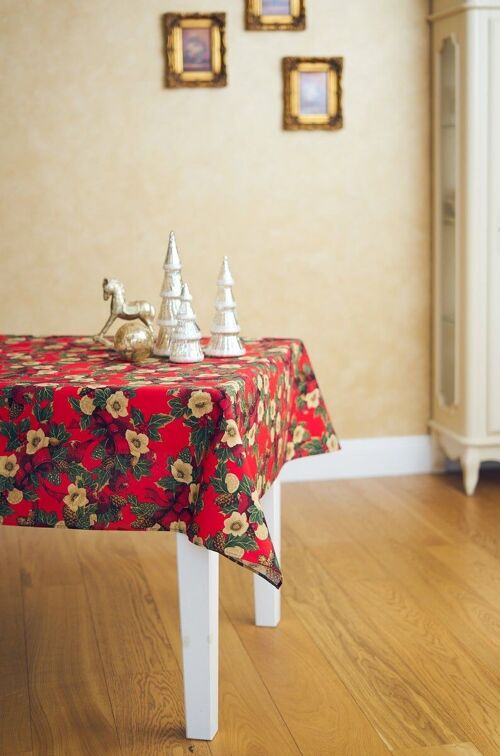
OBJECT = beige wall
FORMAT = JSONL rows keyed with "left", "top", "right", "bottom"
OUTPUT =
{"left": 0, "top": 0, "right": 430, "bottom": 439}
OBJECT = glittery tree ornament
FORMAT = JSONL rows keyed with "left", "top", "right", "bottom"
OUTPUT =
{"left": 154, "top": 231, "right": 183, "bottom": 357}
{"left": 169, "top": 283, "right": 204, "bottom": 363}
{"left": 204, "top": 257, "right": 245, "bottom": 358}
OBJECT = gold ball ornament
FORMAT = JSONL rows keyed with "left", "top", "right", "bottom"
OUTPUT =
{"left": 114, "top": 323, "right": 153, "bottom": 363}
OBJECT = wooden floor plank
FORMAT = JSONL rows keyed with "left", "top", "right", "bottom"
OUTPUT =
{"left": 324, "top": 478, "right": 500, "bottom": 678}
{"left": 283, "top": 526, "right": 467, "bottom": 751}
{"left": 19, "top": 528, "right": 120, "bottom": 756}
{"left": 76, "top": 530, "right": 209, "bottom": 756}
{"left": 219, "top": 550, "right": 390, "bottom": 755}
{"left": 329, "top": 573, "right": 500, "bottom": 754}
{"left": 0, "top": 526, "right": 32, "bottom": 755}
{"left": 394, "top": 474, "right": 500, "bottom": 559}
{"left": 17, "top": 528, "right": 120, "bottom": 755}
{"left": 428, "top": 542, "right": 500, "bottom": 613}
{"left": 393, "top": 742, "right": 483, "bottom": 755}
{"left": 133, "top": 533, "right": 301, "bottom": 756}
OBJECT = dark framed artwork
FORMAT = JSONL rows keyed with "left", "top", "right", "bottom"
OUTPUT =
{"left": 245, "top": 0, "right": 306, "bottom": 31}
{"left": 163, "top": 13, "right": 227, "bottom": 88}
{"left": 282, "top": 57, "right": 343, "bottom": 131}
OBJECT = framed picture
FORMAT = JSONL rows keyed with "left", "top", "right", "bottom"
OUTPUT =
{"left": 245, "top": 0, "right": 305, "bottom": 31}
{"left": 282, "top": 57, "right": 343, "bottom": 131}
{"left": 163, "top": 13, "right": 227, "bottom": 88}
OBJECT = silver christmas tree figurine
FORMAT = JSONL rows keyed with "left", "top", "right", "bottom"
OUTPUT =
{"left": 154, "top": 231, "right": 183, "bottom": 357}
{"left": 204, "top": 257, "right": 245, "bottom": 358}
{"left": 169, "top": 283, "right": 204, "bottom": 363}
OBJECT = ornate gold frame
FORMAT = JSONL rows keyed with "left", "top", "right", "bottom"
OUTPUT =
{"left": 245, "top": 0, "right": 305, "bottom": 31}
{"left": 163, "top": 13, "right": 227, "bottom": 88}
{"left": 282, "top": 57, "right": 343, "bottom": 131}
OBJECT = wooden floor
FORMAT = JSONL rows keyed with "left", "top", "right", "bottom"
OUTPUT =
{"left": 1, "top": 472, "right": 500, "bottom": 755}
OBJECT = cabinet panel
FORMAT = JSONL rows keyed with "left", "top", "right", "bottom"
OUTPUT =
{"left": 488, "top": 18, "right": 500, "bottom": 433}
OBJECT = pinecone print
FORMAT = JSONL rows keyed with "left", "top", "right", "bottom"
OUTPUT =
{"left": 133, "top": 515, "right": 153, "bottom": 529}
{"left": 213, "top": 531, "right": 226, "bottom": 553}
{"left": 215, "top": 492, "right": 236, "bottom": 512}
{"left": 187, "top": 521, "right": 200, "bottom": 539}
{"left": 109, "top": 494, "right": 127, "bottom": 509}
{"left": 63, "top": 504, "right": 78, "bottom": 528}
{"left": 18, "top": 511, "right": 34, "bottom": 527}
{"left": 9, "top": 401, "right": 23, "bottom": 420}
{"left": 103, "top": 457, "right": 114, "bottom": 474}
{"left": 179, "top": 447, "right": 192, "bottom": 464}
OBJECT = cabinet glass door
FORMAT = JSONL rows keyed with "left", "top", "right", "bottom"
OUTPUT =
{"left": 439, "top": 37, "right": 458, "bottom": 407}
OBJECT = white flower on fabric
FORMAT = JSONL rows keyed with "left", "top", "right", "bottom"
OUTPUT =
{"left": 106, "top": 391, "right": 129, "bottom": 419}
{"left": 171, "top": 459, "right": 193, "bottom": 485}
{"left": 251, "top": 490, "right": 263, "bottom": 511}
{"left": 193, "top": 535, "right": 204, "bottom": 547}
{"left": 256, "top": 475, "right": 264, "bottom": 495}
{"left": 225, "top": 473, "right": 240, "bottom": 494}
{"left": 170, "top": 520, "right": 187, "bottom": 534}
{"left": 293, "top": 425, "right": 305, "bottom": 445}
{"left": 26, "top": 429, "right": 49, "bottom": 455}
{"left": 275, "top": 413, "right": 281, "bottom": 434}
{"left": 0, "top": 454, "right": 19, "bottom": 477}
{"left": 125, "top": 430, "right": 149, "bottom": 458}
{"left": 257, "top": 400, "right": 264, "bottom": 422}
{"left": 305, "top": 388, "right": 320, "bottom": 409}
{"left": 278, "top": 437, "right": 283, "bottom": 458}
{"left": 263, "top": 374, "right": 270, "bottom": 394}
{"left": 255, "top": 523, "right": 269, "bottom": 541}
{"left": 247, "top": 423, "right": 257, "bottom": 447}
{"left": 224, "top": 545, "right": 244, "bottom": 559}
{"left": 79, "top": 396, "right": 96, "bottom": 415}
{"left": 7, "top": 488, "right": 23, "bottom": 504}
{"left": 269, "top": 399, "right": 276, "bottom": 420}
{"left": 223, "top": 511, "right": 249, "bottom": 537}
{"left": 286, "top": 442, "right": 295, "bottom": 461}
{"left": 189, "top": 483, "right": 200, "bottom": 504}
{"left": 222, "top": 419, "right": 242, "bottom": 448}
{"left": 63, "top": 483, "right": 88, "bottom": 512}
{"left": 188, "top": 390, "right": 214, "bottom": 418}
{"left": 327, "top": 435, "right": 339, "bottom": 452}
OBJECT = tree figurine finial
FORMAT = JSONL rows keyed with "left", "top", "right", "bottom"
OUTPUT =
{"left": 204, "top": 257, "right": 245, "bottom": 358}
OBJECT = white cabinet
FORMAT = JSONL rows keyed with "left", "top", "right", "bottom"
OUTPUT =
{"left": 429, "top": 0, "right": 500, "bottom": 494}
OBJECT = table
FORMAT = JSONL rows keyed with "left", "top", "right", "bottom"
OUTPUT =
{"left": 0, "top": 335, "right": 338, "bottom": 739}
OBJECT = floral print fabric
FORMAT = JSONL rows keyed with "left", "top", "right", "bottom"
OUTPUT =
{"left": 0, "top": 335, "right": 339, "bottom": 587}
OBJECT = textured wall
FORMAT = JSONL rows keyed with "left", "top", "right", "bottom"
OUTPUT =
{"left": 0, "top": 0, "right": 430, "bottom": 439}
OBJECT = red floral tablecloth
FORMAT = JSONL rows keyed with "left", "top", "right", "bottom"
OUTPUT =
{"left": 0, "top": 336, "right": 339, "bottom": 587}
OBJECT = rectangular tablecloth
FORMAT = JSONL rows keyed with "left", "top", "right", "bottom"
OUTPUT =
{"left": 0, "top": 336, "right": 339, "bottom": 587}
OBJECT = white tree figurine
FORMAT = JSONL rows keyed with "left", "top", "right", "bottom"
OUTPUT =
{"left": 154, "top": 231, "right": 182, "bottom": 357}
{"left": 169, "top": 283, "right": 204, "bottom": 363}
{"left": 204, "top": 257, "right": 245, "bottom": 358}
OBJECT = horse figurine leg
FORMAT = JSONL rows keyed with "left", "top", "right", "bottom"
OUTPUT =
{"left": 94, "top": 313, "right": 117, "bottom": 346}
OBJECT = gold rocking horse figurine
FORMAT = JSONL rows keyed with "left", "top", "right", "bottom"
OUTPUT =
{"left": 94, "top": 278, "right": 156, "bottom": 346}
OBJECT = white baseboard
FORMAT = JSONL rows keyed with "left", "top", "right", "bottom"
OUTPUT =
{"left": 280, "top": 435, "right": 433, "bottom": 483}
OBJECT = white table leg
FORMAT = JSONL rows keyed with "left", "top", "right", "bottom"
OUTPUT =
{"left": 253, "top": 479, "right": 281, "bottom": 627}
{"left": 176, "top": 533, "right": 219, "bottom": 740}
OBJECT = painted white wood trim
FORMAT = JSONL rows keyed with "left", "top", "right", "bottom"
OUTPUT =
{"left": 176, "top": 534, "right": 219, "bottom": 740}
{"left": 279, "top": 435, "right": 434, "bottom": 482}
{"left": 253, "top": 480, "right": 281, "bottom": 627}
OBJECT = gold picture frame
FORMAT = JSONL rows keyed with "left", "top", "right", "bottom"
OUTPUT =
{"left": 282, "top": 57, "right": 343, "bottom": 131}
{"left": 245, "top": 0, "right": 305, "bottom": 31}
{"left": 163, "top": 13, "right": 227, "bottom": 88}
